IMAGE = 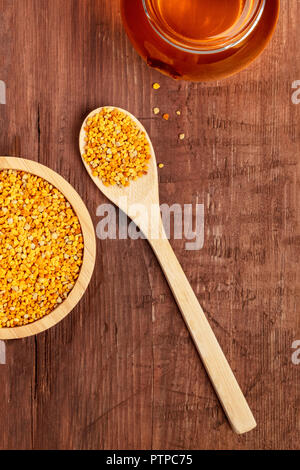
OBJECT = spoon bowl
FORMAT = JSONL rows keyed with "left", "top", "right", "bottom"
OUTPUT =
{"left": 80, "top": 107, "right": 160, "bottom": 231}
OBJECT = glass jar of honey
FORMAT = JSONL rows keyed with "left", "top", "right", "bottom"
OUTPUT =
{"left": 120, "top": 0, "right": 280, "bottom": 81}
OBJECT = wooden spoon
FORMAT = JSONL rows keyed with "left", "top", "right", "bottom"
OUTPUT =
{"left": 79, "top": 107, "right": 256, "bottom": 434}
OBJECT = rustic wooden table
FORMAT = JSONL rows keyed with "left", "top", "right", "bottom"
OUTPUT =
{"left": 0, "top": 0, "right": 299, "bottom": 450}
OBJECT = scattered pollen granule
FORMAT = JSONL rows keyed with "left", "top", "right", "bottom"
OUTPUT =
{"left": 158, "top": 163, "right": 164, "bottom": 169}
{"left": 152, "top": 83, "right": 161, "bottom": 90}
{"left": 0, "top": 170, "right": 84, "bottom": 328}
{"left": 179, "top": 133, "right": 185, "bottom": 140}
{"left": 153, "top": 107, "right": 160, "bottom": 115}
{"left": 176, "top": 110, "right": 181, "bottom": 116}
{"left": 162, "top": 114, "right": 169, "bottom": 121}
{"left": 83, "top": 108, "right": 151, "bottom": 187}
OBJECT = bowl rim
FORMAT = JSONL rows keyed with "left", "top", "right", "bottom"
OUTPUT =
{"left": 0, "top": 156, "right": 96, "bottom": 340}
{"left": 142, "top": 0, "right": 266, "bottom": 54}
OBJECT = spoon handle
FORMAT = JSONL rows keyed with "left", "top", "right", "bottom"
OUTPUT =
{"left": 149, "top": 234, "right": 256, "bottom": 435}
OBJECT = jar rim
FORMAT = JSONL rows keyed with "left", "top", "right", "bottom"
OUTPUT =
{"left": 142, "top": 0, "right": 266, "bottom": 54}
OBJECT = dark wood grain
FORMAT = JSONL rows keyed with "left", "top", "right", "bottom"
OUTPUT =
{"left": 0, "top": 0, "right": 299, "bottom": 450}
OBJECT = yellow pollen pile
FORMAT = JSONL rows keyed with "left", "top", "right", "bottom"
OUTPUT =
{"left": 0, "top": 170, "right": 84, "bottom": 328}
{"left": 83, "top": 108, "right": 151, "bottom": 187}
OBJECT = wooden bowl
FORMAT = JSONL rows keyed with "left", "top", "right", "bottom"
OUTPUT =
{"left": 121, "top": 0, "right": 280, "bottom": 81}
{"left": 0, "top": 157, "right": 96, "bottom": 340}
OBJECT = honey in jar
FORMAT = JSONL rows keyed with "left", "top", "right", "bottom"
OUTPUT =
{"left": 121, "top": 0, "right": 280, "bottom": 81}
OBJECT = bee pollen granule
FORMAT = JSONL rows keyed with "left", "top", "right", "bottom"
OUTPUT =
{"left": 0, "top": 170, "right": 84, "bottom": 328}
